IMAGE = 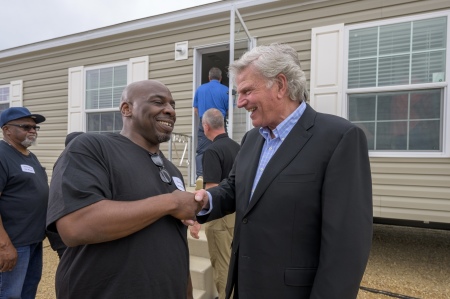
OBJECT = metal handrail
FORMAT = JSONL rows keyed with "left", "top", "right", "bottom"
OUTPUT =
{"left": 168, "top": 133, "right": 192, "bottom": 187}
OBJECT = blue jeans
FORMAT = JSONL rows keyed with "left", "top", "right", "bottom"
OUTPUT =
{"left": 0, "top": 242, "right": 43, "bottom": 299}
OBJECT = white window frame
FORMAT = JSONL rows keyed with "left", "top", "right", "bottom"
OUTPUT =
{"left": 0, "top": 84, "right": 11, "bottom": 112}
{"left": 0, "top": 81, "right": 24, "bottom": 112}
{"left": 343, "top": 11, "right": 450, "bottom": 158}
{"left": 68, "top": 56, "right": 149, "bottom": 133}
{"left": 84, "top": 61, "right": 128, "bottom": 134}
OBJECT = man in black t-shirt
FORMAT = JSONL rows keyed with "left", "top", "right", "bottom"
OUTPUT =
{"left": 0, "top": 107, "right": 48, "bottom": 299}
{"left": 189, "top": 108, "right": 240, "bottom": 299}
{"left": 47, "top": 80, "right": 202, "bottom": 299}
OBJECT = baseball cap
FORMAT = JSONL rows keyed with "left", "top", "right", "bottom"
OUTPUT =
{"left": 0, "top": 107, "right": 46, "bottom": 128}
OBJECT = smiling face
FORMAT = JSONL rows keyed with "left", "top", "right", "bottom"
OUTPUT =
{"left": 3, "top": 117, "right": 38, "bottom": 148}
{"left": 120, "top": 80, "right": 176, "bottom": 152}
{"left": 235, "top": 66, "right": 283, "bottom": 130}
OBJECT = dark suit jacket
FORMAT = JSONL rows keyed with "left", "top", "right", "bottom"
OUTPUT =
{"left": 197, "top": 104, "right": 373, "bottom": 299}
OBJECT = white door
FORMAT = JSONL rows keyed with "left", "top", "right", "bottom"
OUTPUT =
{"left": 190, "top": 8, "right": 256, "bottom": 185}
{"left": 228, "top": 7, "right": 256, "bottom": 144}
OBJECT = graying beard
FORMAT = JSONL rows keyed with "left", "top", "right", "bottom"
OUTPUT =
{"left": 21, "top": 139, "right": 35, "bottom": 148}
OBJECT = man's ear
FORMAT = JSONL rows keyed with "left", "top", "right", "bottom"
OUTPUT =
{"left": 1, "top": 127, "right": 7, "bottom": 136}
{"left": 275, "top": 73, "right": 288, "bottom": 99}
{"left": 1, "top": 126, "right": 11, "bottom": 137}
{"left": 120, "top": 101, "right": 132, "bottom": 117}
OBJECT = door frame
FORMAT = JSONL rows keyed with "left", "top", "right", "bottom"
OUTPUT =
{"left": 190, "top": 7, "right": 256, "bottom": 186}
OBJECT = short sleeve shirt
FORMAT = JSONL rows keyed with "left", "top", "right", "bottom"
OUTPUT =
{"left": 47, "top": 133, "right": 190, "bottom": 299}
{"left": 0, "top": 140, "right": 48, "bottom": 247}
{"left": 193, "top": 80, "right": 229, "bottom": 118}
{"left": 202, "top": 133, "right": 240, "bottom": 184}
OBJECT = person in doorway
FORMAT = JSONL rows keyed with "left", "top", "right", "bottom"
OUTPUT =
{"left": 46, "top": 131, "right": 85, "bottom": 259}
{"left": 193, "top": 67, "right": 229, "bottom": 181}
{"left": 47, "top": 80, "right": 201, "bottom": 299}
{"left": 193, "top": 43, "right": 373, "bottom": 298}
{"left": 0, "top": 107, "right": 48, "bottom": 299}
{"left": 189, "top": 108, "right": 240, "bottom": 299}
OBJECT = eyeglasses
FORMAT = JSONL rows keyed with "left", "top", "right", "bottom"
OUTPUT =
{"left": 150, "top": 153, "right": 172, "bottom": 184}
{"left": 7, "top": 124, "right": 40, "bottom": 131}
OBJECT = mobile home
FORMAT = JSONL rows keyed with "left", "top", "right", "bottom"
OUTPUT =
{"left": 1, "top": 0, "right": 449, "bottom": 230}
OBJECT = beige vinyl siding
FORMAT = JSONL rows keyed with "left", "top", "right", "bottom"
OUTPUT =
{"left": 371, "top": 158, "right": 450, "bottom": 223}
{"left": 0, "top": 17, "right": 231, "bottom": 179}
{"left": 1, "top": 0, "right": 450, "bottom": 224}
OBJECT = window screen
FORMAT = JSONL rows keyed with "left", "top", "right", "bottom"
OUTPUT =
{"left": 0, "top": 86, "right": 10, "bottom": 113}
{"left": 348, "top": 17, "right": 447, "bottom": 88}
{"left": 85, "top": 65, "right": 127, "bottom": 133}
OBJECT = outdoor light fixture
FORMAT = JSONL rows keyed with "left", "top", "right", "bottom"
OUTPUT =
{"left": 175, "top": 41, "right": 188, "bottom": 60}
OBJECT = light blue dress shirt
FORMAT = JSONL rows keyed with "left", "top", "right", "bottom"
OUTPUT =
{"left": 249, "top": 101, "right": 306, "bottom": 200}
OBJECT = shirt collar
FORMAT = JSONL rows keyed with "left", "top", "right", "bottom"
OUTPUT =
{"left": 213, "top": 133, "right": 228, "bottom": 142}
{"left": 259, "top": 101, "right": 306, "bottom": 140}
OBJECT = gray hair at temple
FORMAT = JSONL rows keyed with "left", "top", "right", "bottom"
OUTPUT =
{"left": 228, "top": 43, "right": 309, "bottom": 103}
{"left": 202, "top": 108, "right": 224, "bottom": 130}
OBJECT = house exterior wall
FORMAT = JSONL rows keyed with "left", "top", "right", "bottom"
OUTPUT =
{"left": 1, "top": 0, "right": 449, "bottom": 225}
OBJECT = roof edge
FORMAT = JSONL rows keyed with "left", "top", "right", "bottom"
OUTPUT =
{"left": 0, "top": 0, "right": 278, "bottom": 59}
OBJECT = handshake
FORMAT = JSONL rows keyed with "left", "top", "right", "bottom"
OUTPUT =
{"left": 171, "top": 189, "right": 210, "bottom": 225}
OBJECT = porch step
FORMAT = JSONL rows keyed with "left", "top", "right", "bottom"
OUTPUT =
{"left": 190, "top": 255, "right": 214, "bottom": 291}
{"left": 188, "top": 227, "right": 210, "bottom": 258}
{"left": 192, "top": 288, "right": 207, "bottom": 299}
{"left": 188, "top": 225, "right": 218, "bottom": 299}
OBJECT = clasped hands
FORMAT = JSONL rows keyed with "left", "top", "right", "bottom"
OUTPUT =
{"left": 177, "top": 189, "right": 209, "bottom": 227}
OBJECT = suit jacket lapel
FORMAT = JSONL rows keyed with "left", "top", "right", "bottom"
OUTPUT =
{"left": 238, "top": 130, "right": 265, "bottom": 211}
{"left": 245, "top": 104, "right": 316, "bottom": 214}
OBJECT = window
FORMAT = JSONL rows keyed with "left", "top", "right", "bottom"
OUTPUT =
{"left": 345, "top": 13, "right": 449, "bottom": 157}
{"left": 348, "top": 17, "right": 446, "bottom": 88}
{"left": 85, "top": 64, "right": 127, "bottom": 134}
{"left": 0, "top": 85, "right": 10, "bottom": 114}
{"left": 349, "top": 89, "right": 442, "bottom": 151}
{"left": 67, "top": 56, "right": 148, "bottom": 133}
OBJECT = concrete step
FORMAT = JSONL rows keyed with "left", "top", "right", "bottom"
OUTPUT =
{"left": 187, "top": 226, "right": 210, "bottom": 258}
{"left": 187, "top": 214, "right": 217, "bottom": 298}
{"left": 190, "top": 255, "right": 213, "bottom": 290}
{"left": 190, "top": 255, "right": 216, "bottom": 297}
{"left": 192, "top": 288, "right": 207, "bottom": 299}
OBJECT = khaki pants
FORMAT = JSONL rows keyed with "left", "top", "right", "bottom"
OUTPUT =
{"left": 205, "top": 213, "right": 235, "bottom": 299}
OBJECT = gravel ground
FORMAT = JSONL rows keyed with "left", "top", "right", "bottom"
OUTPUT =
{"left": 358, "top": 224, "right": 450, "bottom": 299}
{"left": 37, "top": 224, "right": 450, "bottom": 299}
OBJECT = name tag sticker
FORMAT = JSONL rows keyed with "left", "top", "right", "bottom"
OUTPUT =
{"left": 21, "top": 164, "right": 35, "bottom": 173}
{"left": 173, "top": 177, "right": 185, "bottom": 191}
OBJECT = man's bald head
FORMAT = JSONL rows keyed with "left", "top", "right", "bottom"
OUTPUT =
{"left": 121, "top": 80, "right": 169, "bottom": 104}
{"left": 119, "top": 79, "right": 176, "bottom": 151}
